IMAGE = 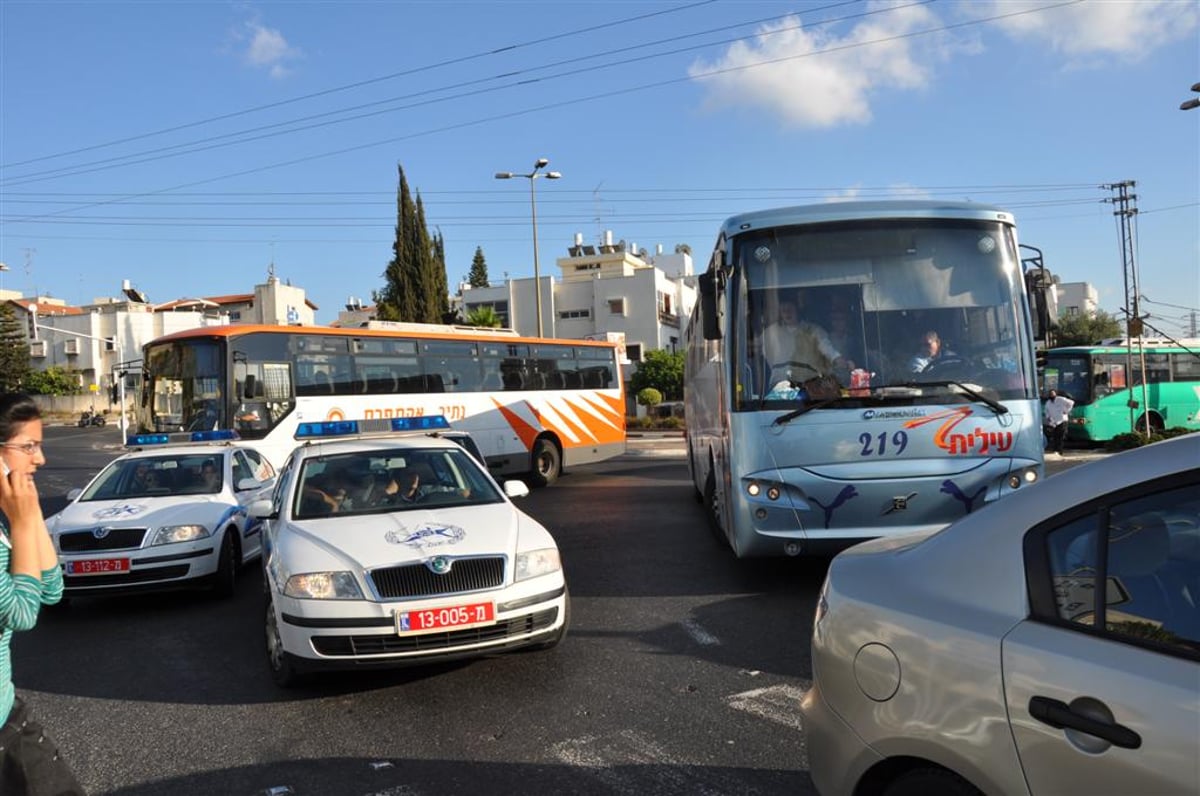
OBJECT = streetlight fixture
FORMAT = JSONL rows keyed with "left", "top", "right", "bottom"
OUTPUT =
{"left": 495, "top": 158, "right": 561, "bottom": 337}
{"left": 1181, "top": 82, "right": 1200, "bottom": 111}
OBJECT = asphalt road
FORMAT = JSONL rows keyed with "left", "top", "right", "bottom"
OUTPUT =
{"left": 22, "top": 425, "right": 1105, "bottom": 796}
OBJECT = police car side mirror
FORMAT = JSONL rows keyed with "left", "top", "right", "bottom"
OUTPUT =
{"left": 503, "top": 480, "right": 530, "bottom": 499}
{"left": 248, "top": 498, "right": 277, "bottom": 519}
{"left": 236, "top": 477, "right": 261, "bottom": 492}
{"left": 67, "top": 488, "right": 83, "bottom": 501}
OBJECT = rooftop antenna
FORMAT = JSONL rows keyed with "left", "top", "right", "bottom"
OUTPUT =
{"left": 22, "top": 247, "right": 36, "bottom": 299}
{"left": 593, "top": 182, "right": 604, "bottom": 245}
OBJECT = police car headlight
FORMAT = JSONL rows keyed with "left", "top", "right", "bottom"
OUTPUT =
{"left": 284, "top": 572, "right": 362, "bottom": 600}
{"left": 151, "top": 525, "right": 211, "bottom": 545}
{"left": 515, "top": 548, "right": 561, "bottom": 582}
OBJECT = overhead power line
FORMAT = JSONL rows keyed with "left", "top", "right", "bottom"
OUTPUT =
{"left": 0, "top": 0, "right": 1086, "bottom": 227}
{"left": 0, "top": 0, "right": 721, "bottom": 171}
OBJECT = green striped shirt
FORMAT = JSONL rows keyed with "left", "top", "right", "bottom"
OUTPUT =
{"left": 0, "top": 532, "right": 64, "bottom": 724}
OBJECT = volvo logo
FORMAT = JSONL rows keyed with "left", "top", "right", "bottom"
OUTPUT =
{"left": 93, "top": 527, "right": 112, "bottom": 540}
{"left": 427, "top": 556, "right": 452, "bottom": 575}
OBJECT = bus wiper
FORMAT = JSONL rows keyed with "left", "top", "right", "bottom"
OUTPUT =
{"left": 772, "top": 397, "right": 841, "bottom": 427}
{"left": 916, "top": 380, "right": 1009, "bottom": 416}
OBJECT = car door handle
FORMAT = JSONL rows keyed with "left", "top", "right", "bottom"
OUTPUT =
{"left": 1028, "top": 696, "right": 1142, "bottom": 750}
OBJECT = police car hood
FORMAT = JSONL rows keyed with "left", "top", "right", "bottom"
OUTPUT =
{"left": 49, "top": 495, "right": 239, "bottom": 533}
{"left": 287, "top": 503, "right": 542, "bottom": 568}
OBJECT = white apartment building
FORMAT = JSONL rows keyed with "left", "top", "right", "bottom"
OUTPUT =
{"left": 459, "top": 231, "right": 697, "bottom": 361}
{"left": 1056, "top": 281, "right": 1100, "bottom": 318}
{"left": 10, "top": 272, "right": 317, "bottom": 398}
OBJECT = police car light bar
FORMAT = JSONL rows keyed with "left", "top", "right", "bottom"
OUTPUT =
{"left": 295, "top": 415, "right": 451, "bottom": 440}
{"left": 126, "top": 429, "right": 241, "bottom": 447}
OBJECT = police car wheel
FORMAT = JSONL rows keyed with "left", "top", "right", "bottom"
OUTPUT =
{"left": 265, "top": 593, "right": 306, "bottom": 688}
{"left": 212, "top": 531, "right": 238, "bottom": 598}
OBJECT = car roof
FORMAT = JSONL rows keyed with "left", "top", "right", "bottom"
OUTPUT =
{"left": 118, "top": 444, "right": 239, "bottom": 461}
{"left": 292, "top": 434, "right": 463, "bottom": 459}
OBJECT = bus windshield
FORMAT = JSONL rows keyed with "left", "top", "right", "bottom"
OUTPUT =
{"left": 735, "top": 219, "right": 1035, "bottom": 409}
{"left": 143, "top": 340, "right": 228, "bottom": 433}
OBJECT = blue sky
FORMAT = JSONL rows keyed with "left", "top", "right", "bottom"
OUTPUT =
{"left": 1, "top": 0, "right": 1197, "bottom": 332}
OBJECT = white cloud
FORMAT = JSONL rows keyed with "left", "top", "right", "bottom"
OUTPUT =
{"left": 688, "top": 1, "right": 957, "bottom": 129}
{"left": 688, "top": 0, "right": 1197, "bottom": 127}
{"left": 982, "top": 0, "right": 1198, "bottom": 63}
{"left": 231, "top": 17, "right": 301, "bottom": 78}
{"left": 823, "top": 183, "right": 932, "bottom": 203}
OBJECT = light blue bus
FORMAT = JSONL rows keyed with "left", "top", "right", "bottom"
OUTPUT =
{"left": 684, "top": 201, "right": 1044, "bottom": 558}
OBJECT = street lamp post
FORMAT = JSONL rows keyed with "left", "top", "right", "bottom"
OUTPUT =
{"left": 495, "top": 158, "right": 561, "bottom": 338}
{"left": 1181, "top": 82, "right": 1200, "bottom": 111}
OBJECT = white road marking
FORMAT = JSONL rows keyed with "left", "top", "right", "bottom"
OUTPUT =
{"left": 681, "top": 618, "right": 720, "bottom": 646}
{"left": 725, "top": 683, "right": 810, "bottom": 733}
{"left": 551, "top": 729, "right": 735, "bottom": 796}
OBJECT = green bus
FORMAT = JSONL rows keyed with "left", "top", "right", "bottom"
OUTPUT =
{"left": 1041, "top": 339, "right": 1200, "bottom": 442}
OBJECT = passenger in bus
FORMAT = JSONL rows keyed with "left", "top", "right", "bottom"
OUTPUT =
{"left": 762, "top": 295, "right": 845, "bottom": 378}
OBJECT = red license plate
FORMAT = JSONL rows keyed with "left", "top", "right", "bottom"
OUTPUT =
{"left": 67, "top": 558, "right": 131, "bottom": 576}
{"left": 397, "top": 602, "right": 496, "bottom": 634}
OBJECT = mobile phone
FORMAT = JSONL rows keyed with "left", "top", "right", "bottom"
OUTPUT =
{"left": 1, "top": 459, "right": 8, "bottom": 477}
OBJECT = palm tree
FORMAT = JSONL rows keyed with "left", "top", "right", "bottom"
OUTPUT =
{"left": 465, "top": 306, "right": 503, "bottom": 328}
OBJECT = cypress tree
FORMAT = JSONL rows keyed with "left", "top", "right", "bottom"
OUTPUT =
{"left": 374, "top": 165, "right": 419, "bottom": 321}
{"left": 0, "top": 303, "right": 31, "bottom": 392}
{"left": 373, "top": 164, "right": 452, "bottom": 324}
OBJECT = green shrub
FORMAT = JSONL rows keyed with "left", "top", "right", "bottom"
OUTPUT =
{"left": 659, "top": 416, "right": 683, "bottom": 430}
{"left": 1105, "top": 427, "right": 1196, "bottom": 452}
{"left": 636, "top": 387, "right": 663, "bottom": 407}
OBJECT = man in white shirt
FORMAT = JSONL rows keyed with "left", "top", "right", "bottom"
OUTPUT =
{"left": 1043, "top": 389, "right": 1076, "bottom": 457}
{"left": 762, "top": 296, "right": 844, "bottom": 380}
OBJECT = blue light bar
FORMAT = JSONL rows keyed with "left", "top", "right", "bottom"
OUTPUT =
{"left": 390, "top": 415, "right": 450, "bottom": 431}
{"left": 295, "top": 420, "right": 360, "bottom": 439}
{"left": 126, "top": 433, "right": 170, "bottom": 447}
{"left": 190, "top": 429, "right": 240, "bottom": 443}
{"left": 126, "top": 429, "right": 242, "bottom": 448}
{"left": 294, "top": 415, "right": 450, "bottom": 440}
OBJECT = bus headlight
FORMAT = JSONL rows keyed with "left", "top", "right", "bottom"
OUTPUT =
{"left": 1007, "top": 468, "right": 1039, "bottom": 489}
{"left": 745, "top": 480, "right": 783, "bottom": 500}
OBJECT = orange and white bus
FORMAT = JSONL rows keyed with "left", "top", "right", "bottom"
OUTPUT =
{"left": 134, "top": 322, "right": 625, "bottom": 485}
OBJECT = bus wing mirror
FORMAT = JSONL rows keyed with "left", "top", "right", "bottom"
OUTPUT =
{"left": 699, "top": 271, "right": 723, "bottom": 340}
{"left": 244, "top": 374, "right": 257, "bottom": 399}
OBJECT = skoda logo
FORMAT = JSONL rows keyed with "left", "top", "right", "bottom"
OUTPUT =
{"left": 93, "top": 527, "right": 111, "bottom": 540}
{"left": 427, "top": 556, "right": 452, "bottom": 575}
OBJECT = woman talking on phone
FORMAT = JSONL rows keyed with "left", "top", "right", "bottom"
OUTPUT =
{"left": 0, "top": 394, "right": 84, "bottom": 794}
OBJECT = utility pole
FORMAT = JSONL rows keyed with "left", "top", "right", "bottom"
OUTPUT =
{"left": 1102, "top": 181, "right": 1150, "bottom": 436}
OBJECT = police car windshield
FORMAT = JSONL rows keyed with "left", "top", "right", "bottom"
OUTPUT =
{"left": 293, "top": 446, "right": 502, "bottom": 520}
{"left": 79, "top": 455, "right": 223, "bottom": 501}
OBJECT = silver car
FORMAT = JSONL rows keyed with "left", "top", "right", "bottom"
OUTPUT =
{"left": 802, "top": 433, "right": 1200, "bottom": 796}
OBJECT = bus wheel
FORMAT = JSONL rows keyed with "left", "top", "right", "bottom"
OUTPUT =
{"left": 1137, "top": 413, "right": 1165, "bottom": 434}
{"left": 704, "top": 466, "right": 728, "bottom": 548}
{"left": 530, "top": 438, "right": 561, "bottom": 487}
{"left": 688, "top": 442, "right": 703, "bottom": 503}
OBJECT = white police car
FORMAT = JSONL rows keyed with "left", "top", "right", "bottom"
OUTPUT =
{"left": 251, "top": 416, "right": 569, "bottom": 687}
{"left": 47, "top": 430, "right": 277, "bottom": 598}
